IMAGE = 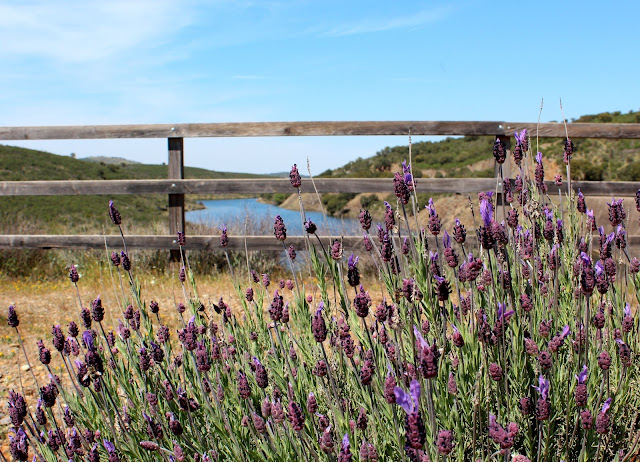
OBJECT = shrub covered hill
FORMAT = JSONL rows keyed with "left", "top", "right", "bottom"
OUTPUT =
{"left": 0, "top": 144, "right": 262, "bottom": 233}
{"left": 298, "top": 109, "right": 640, "bottom": 218}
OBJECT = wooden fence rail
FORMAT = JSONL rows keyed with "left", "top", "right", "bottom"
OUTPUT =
{"left": 1, "top": 178, "right": 638, "bottom": 197}
{"left": 1, "top": 120, "right": 639, "bottom": 252}
{"left": 2, "top": 121, "right": 640, "bottom": 140}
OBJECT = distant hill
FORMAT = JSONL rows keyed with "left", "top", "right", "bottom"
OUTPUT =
{"left": 319, "top": 109, "right": 640, "bottom": 182}
{"left": 81, "top": 156, "right": 141, "bottom": 165}
{"left": 0, "top": 144, "right": 263, "bottom": 232}
{"left": 300, "top": 109, "right": 640, "bottom": 218}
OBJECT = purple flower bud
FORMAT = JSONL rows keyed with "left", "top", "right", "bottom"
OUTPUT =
{"left": 493, "top": 137, "right": 506, "bottom": 164}
{"left": 7, "top": 305, "right": 19, "bottom": 328}
{"left": 69, "top": 265, "right": 79, "bottom": 283}
{"left": 304, "top": 218, "right": 317, "bottom": 234}
{"left": 108, "top": 200, "right": 121, "bottom": 225}
{"left": 436, "top": 430, "right": 454, "bottom": 455}
{"left": 353, "top": 285, "right": 371, "bottom": 318}
{"left": 338, "top": 434, "right": 352, "bottom": 462}
{"left": 289, "top": 164, "right": 302, "bottom": 188}
{"left": 120, "top": 250, "right": 131, "bottom": 271}
{"left": 274, "top": 215, "right": 287, "bottom": 241}
{"left": 110, "top": 251, "right": 120, "bottom": 266}
{"left": 219, "top": 224, "right": 228, "bottom": 247}
{"left": 311, "top": 302, "right": 327, "bottom": 343}
{"left": 358, "top": 209, "right": 372, "bottom": 230}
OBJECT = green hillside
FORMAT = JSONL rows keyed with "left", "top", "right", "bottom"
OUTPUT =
{"left": 0, "top": 144, "right": 262, "bottom": 232}
{"left": 320, "top": 109, "right": 640, "bottom": 182}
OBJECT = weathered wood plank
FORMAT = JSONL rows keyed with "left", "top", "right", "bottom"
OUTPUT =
{"left": 0, "top": 121, "right": 504, "bottom": 140}
{"left": 0, "top": 234, "right": 363, "bottom": 251}
{"left": 2, "top": 233, "right": 640, "bottom": 252}
{"left": 168, "top": 138, "right": 185, "bottom": 261}
{"left": 0, "top": 178, "right": 637, "bottom": 197}
{"left": 504, "top": 122, "right": 640, "bottom": 139}
{"left": 1, "top": 121, "right": 638, "bottom": 140}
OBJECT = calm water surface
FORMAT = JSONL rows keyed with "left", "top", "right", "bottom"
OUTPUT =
{"left": 186, "top": 198, "right": 359, "bottom": 236}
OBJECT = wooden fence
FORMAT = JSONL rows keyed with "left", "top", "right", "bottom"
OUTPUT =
{"left": 1, "top": 120, "right": 640, "bottom": 253}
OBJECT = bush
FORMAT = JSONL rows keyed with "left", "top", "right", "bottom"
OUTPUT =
{"left": 4, "top": 159, "right": 640, "bottom": 462}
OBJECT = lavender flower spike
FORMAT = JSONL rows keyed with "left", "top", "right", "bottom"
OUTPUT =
{"left": 412, "top": 325, "right": 429, "bottom": 349}
{"left": 480, "top": 198, "right": 493, "bottom": 227}
{"left": 533, "top": 375, "right": 549, "bottom": 400}
{"left": 443, "top": 230, "right": 451, "bottom": 248}
{"left": 576, "top": 365, "right": 588, "bottom": 384}
{"left": 83, "top": 330, "right": 95, "bottom": 351}
{"left": 394, "top": 379, "right": 421, "bottom": 414}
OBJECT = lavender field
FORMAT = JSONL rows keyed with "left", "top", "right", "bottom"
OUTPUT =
{"left": 5, "top": 135, "right": 640, "bottom": 462}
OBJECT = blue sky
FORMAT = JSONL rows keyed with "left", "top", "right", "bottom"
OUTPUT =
{"left": 0, "top": 0, "right": 638, "bottom": 174}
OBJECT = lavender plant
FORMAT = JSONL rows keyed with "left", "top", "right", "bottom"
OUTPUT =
{"left": 4, "top": 133, "right": 640, "bottom": 462}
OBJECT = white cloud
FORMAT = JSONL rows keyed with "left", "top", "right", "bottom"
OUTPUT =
{"left": 0, "top": 0, "right": 193, "bottom": 63}
{"left": 322, "top": 5, "right": 455, "bottom": 37}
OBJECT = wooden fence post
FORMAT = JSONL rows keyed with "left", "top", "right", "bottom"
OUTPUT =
{"left": 494, "top": 134, "right": 512, "bottom": 221}
{"left": 168, "top": 137, "right": 184, "bottom": 261}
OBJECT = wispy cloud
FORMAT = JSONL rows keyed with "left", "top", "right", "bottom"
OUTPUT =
{"left": 322, "top": 5, "right": 455, "bottom": 37}
{"left": 0, "top": 0, "right": 194, "bottom": 63}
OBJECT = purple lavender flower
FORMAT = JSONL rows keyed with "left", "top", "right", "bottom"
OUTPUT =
{"left": 453, "top": 218, "right": 466, "bottom": 243}
{"left": 290, "top": 164, "right": 302, "bottom": 188}
{"left": 363, "top": 233, "right": 373, "bottom": 252}
{"left": 575, "top": 365, "right": 588, "bottom": 407}
{"left": 219, "top": 224, "right": 229, "bottom": 247}
{"left": 493, "top": 137, "right": 506, "bottom": 164}
{"left": 480, "top": 197, "right": 493, "bottom": 227}
{"left": 176, "top": 230, "right": 186, "bottom": 246}
{"left": 8, "top": 427, "right": 29, "bottom": 461}
{"left": 393, "top": 171, "right": 411, "bottom": 205}
{"left": 384, "top": 201, "right": 395, "bottom": 230}
{"left": 274, "top": 215, "right": 287, "bottom": 241}
{"left": 338, "top": 434, "right": 352, "bottom": 462}
{"left": 402, "top": 160, "right": 414, "bottom": 190}
{"left": 8, "top": 391, "right": 27, "bottom": 427}
{"left": 287, "top": 244, "right": 296, "bottom": 261}
{"left": 110, "top": 251, "right": 120, "bottom": 266}
{"left": 395, "top": 380, "right": 426, "bottom": 449}
{"left": 52, "top": 324, "right": 65, "bottom": 352}
{"left": 607, "top": 198, "right": 626, "bottom": 227}
{"left": 577, "top": 189, "right": 587, "bottom": 213}
{"left": 347, "top": 254, "right": 360, "bottom": 287}
{"left": 330, "top": 239, "right": 343, "bottom": 260}
{"left": 357, "top": 209, "right": 373, "bottom": 231}
{"left": 108, "top": 200, "right": 121, "bottom": 225}
{"left": 623, "top": 303, "right": 634, "bottom": 333}
{"left": 69, "top": 264, "right": 79, "bottom": 283}
{"left": 37, "top": 340, "right": 51, "bottom": 365}
{"left": 426, "top": 198, "right": 441, "bottom": 235}
{"left": 120, "top": 251, "right": 131, "bottom": 271}
{"left": 533, "top": 375, "right": 550, "bottom": 420}
{"left": 103, "top": 440, "right": 120, "bottom": 462}
{"left": 75, "top": 360, "right": 91, "bottom": 387}
{"left": 596, "top": 398, "right": 612, "bottom": 434}
{"left": 353, "top": 285, "right": 371, "bottom": 318}
{"left": 563, "top": 137, "right": 574, "bottom": 163}
{"left": 268, "top": 290, "right": 284, "bottom": 322}
{"left": 7, "top": 305, "right": 19, "bottom": 327}
{"left": 237, "top": 371, "right": 251, "bottom": 399}
{"left": 304, "top": 218, "right": 317, "bottom": 234}
{"left": 436, "top": 430, "right": 454, "bottom": 455}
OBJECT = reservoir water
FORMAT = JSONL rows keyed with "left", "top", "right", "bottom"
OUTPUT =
{"left": 186, "top": 198, "right": 360, "bottom": 236}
